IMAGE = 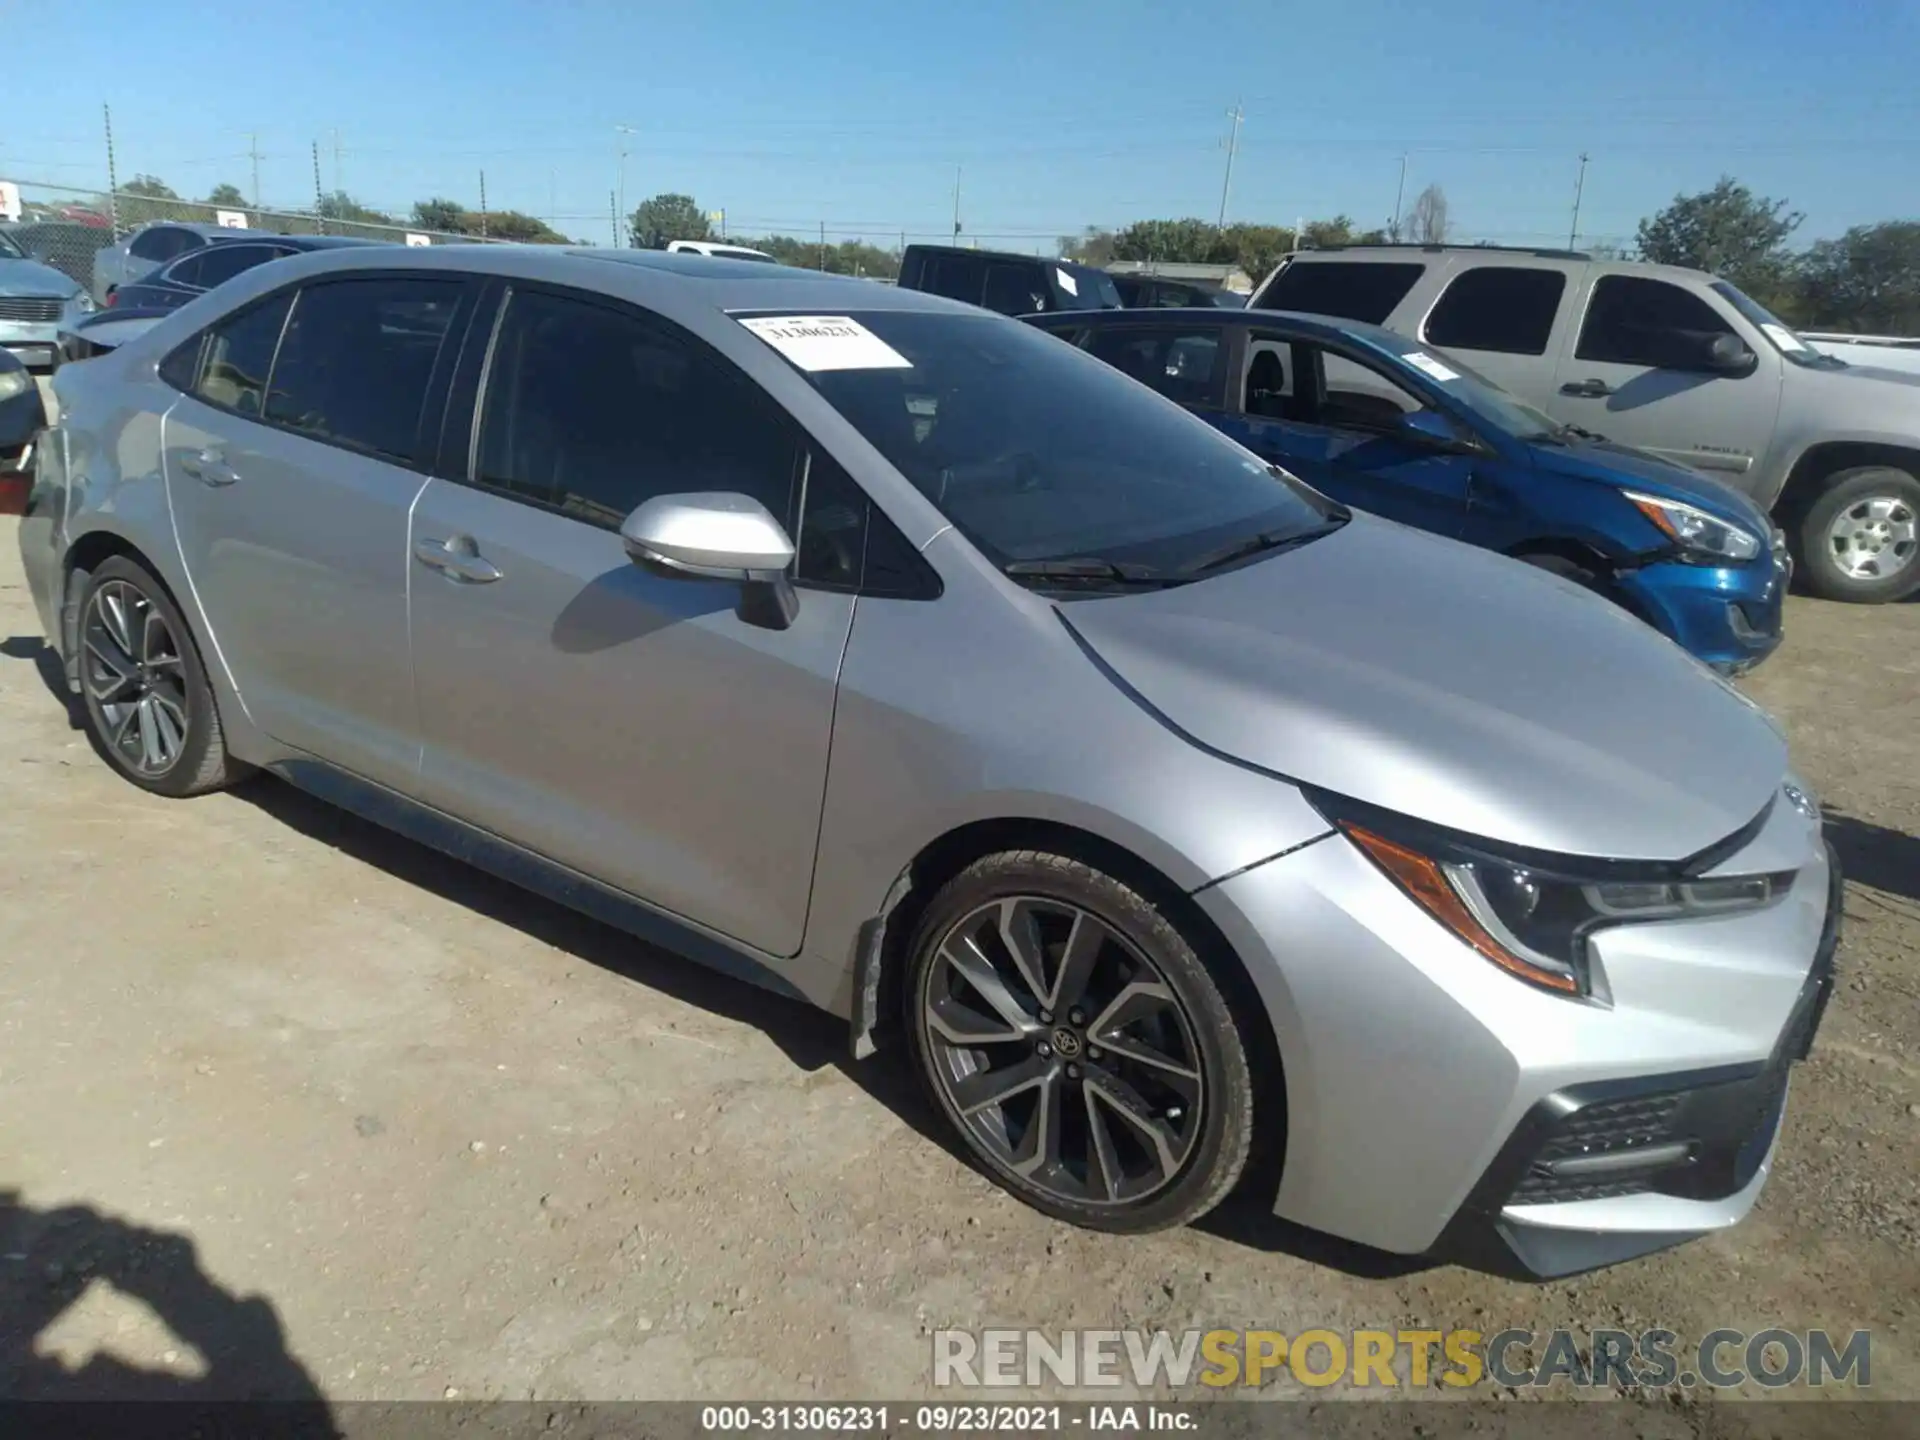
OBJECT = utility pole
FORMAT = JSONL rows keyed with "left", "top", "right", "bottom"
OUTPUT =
{"left": 332, "top": 128, "right": 343, "bottom": 198}
{"left": 103, "top": 104, "right": 119, "bottom": 235}
{"left": 311, "top": 140, "right": 324, "bottom": 231}
{"left": 1217, "top": 99, "right": 1244, "bottom": 229}
{"left": 609, "top": 190, "right": 618, "bottom": 248}
{"left": 614, "top": 125, "right": 636, "bottom": 245}
{"left": 1390, "top": 153, "right": 1408, "bottom": 241}
{"left": 1568, "top": 152, "right": 1589, "bottom": 250}
{"left": 248, "top": 132, "right": 262, "bottom": 211}
{"left": 952, "top": 165, "right": 962, "bottom": 240}
{"left": 819, "top": 220, "right": 827, "bottom": 270}
{"left": 478, "top": 171, "right": 488, "bottom": 238}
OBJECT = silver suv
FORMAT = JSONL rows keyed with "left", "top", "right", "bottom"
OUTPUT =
{"left": 20, "top": 245, "right": 1837, "bottom": 1275}
{"left": 1251, "top": 245, "right": 1920, "bottom": 603}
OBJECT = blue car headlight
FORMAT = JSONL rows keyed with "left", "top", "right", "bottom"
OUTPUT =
{"left": 0, "top": 367, "right": 29, "bottom": 402}
{"left": 1625, "top": 490, "right": 1762, "bottom": 563}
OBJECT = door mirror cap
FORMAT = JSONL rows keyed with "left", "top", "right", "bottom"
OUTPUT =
{"left": 620, "top": 492, "right": 795, "bottom": 582}
{"left": 1705, "top": 333, "right": 1758, "bottom": 375}
{"left": 1397, "top": 408, "right": 1469, "bottom": 449}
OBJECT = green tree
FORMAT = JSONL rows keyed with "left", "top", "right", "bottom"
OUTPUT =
{"left": 629, "top": 193, "right": 710, "bottom": 250}
{"left": 1794, "top": 221, "right": 1920, "bottom": 333}
{"left": 740, "top": 234, "right": 899, "bottom": 277}
{"left": 1636, "top": 177, "right": 1802, "bottom": 299}
{"left": 316, "top": 190, "right": 395, "bottom": 226}
{"left": 120, "top": 175, "right": 179, "bottom": 200}
{"left": 1113, "top": 218, "right": 1230, "bottom": 264}
{"left": 205, "top": 183, "right": 249, "bottom": 208}
{"left": 1059, "top": 227, "right": 1118, "bottom": 266}
{"left": 115, "top": 174, "right": 192, "bottom": 227}
{"left": 412, "top": 197, "right": 470, "bottom": 234}
{"left": 472, "top": 210, "right": 569, "bottom": 244}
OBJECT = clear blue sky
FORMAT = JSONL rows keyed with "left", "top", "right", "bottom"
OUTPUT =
{"left": 7, "top": 0, "right": 1917, "bottom": 251}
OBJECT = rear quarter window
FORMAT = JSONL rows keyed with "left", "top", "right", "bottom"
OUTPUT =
{"left": 1255, "top": 261, "right": 1425, "bottom": 325}
{"left": 1423, "top": 266, "right": 1567, "bottom": 355}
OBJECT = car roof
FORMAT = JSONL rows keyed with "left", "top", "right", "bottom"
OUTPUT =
{"left": 1280, "top": 244, "right": 1716, "bottom": 287}
{"left": 194, "top": 242, "right": 989, "bottom": 318}
{"left": 199, "top": 233, "right": 383, "bottom": 251}
{"left": 902, "top": 243, "right": 1105, "bottom": 273}
{"left": 1026, "top": 305, "right": 1407, "bottom": 346}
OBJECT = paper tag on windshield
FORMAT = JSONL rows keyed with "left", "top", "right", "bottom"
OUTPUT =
{"left": 737, "top": 315, "right": 912, "bottom": 372}
{"left": 1760, "top": 322, "right": 1803, "bottom": 353}
{"left": 1404, "top": 352, "right": 1460, "bottom": 382}
{"left": 1055, "top": 268, "right": 1079, "bottom": 297}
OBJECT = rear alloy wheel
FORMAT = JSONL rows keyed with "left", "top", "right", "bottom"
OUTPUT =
{"left": 906, "top": 851, "right": 1255, "bottom": 1232}
{"left": 1797, "top": 466, "right": 1920, "bottom": 603}
{"left": 77, "top": 556, "right": 241, "bottom": 797}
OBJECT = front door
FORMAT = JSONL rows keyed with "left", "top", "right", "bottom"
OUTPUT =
{"left": 406, "top": 285, "right": 853, "bottom": 959}
{"left": 1545, "top": 272, "right": 1782, "bottom": 484}
{"left": 1222, "top": 337, "right": 1473, "bottom": 539}
{"left": 161, "top": 275, "right": 466, "bottom": 785}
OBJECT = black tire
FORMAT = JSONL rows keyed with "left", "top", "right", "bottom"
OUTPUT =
{"left": 75, "top": 555, "right": 242, "bottom": 797}
{"left": 903, "top": 849, "right": 1256, "bottom": 1233}
{"left": 1794, "top": 465, "right": 1920, "bottom": 603}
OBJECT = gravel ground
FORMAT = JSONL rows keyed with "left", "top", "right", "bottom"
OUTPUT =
{"left": 0, "top": 513, "right": 1915, "bottom": 1422}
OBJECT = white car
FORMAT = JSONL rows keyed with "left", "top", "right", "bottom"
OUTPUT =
{"left": 665, "top": 240, "right": 776, "bottom": 263}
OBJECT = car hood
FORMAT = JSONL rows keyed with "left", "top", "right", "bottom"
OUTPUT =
{"left": 1062, "top": 514, "right": 1786, "bottom": 862}
{"left": 1529, "top": 437, "right": 1773, "bottom": 535}
{"left": 0, "top": 257, "right": 81, "bottom": 299}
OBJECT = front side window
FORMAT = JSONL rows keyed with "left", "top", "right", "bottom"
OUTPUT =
{"left": 1255, "top": 261, "right": 1425, "bottom": 324}
{"left": 131, "top": 227, "right": 196, "bottom": 263}
{"left": 1315, "top": 348, "right": 1427, "bottom": 431}
{"left": 1423, "top": 266, "right": 1567, "bottom": 355}
{"left": 264, "top": 277, "right": 461, "bottom": 464}
{"left": 191, "top": 292, "right": 293, "bottom": 415}
{"left": 1085, "top": 326, "right": 1225, "bottom": 409}
{"left": 1575, "top": 276, "right": 1736, "bottom": 369}
{"left": 742, "top": 309, "right": 1337, "bottom": 578}
{"left": 476, "top": 288, "right": 799, "bottom": 531}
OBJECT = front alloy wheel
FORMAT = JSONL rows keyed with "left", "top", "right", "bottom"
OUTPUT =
{"left": 907, "top": 852, "right": 1256, "bottom": 1232}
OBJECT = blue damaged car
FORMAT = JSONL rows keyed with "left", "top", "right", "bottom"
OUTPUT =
{"left": 1026, "top": 307, "right": 1790, "bottom": 673}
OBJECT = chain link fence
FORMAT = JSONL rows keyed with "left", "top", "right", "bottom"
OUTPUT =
{"left": 2, "top": 178, "right": 492, "bottom": 291}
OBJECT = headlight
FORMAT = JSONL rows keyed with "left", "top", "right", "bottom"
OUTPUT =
{"left": 64, "top": 291, "right": 95, "bottom": 315}
{"left": 0, "top": 368, "right": 29, "bottom": 401}
{"left": 1624, "top": 490, "right": 1760, "bottom": 563}
{"left": 1332, "top": 809, "right": 1790, "bottom": 999}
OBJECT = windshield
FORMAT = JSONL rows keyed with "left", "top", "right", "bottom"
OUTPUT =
{"left": 1711, "top": 281, "right": 1835, "bottom": 368}
{"left": 1050, "top": 264, "right": 1123, "bottom": 312}
{"left": 740, "top": 309, "right": 1339, "bottom": 579}
{"left": 1361, "top": 333, "right": 1565, "bottom": 440}
{"left": 0, "top": 230, "right": 24, "bottom": 260}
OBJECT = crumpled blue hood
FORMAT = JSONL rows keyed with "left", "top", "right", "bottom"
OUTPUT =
{"left": 1528, "top": 436, "right": 1772, "bottom": 535}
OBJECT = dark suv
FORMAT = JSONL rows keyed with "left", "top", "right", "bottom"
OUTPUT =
{"left": 897, "top": 244, "right": 1121, "bottom": 316}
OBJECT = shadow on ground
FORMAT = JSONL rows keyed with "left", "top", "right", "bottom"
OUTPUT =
{"left": 1824, "top": 809, "right": 1920, "bottom": 905}
{"left": 0, "top": 635, "right": 73, "bottom": 726}
{"left": 0, "top": 1189, "right": 334, "bottom": 1431}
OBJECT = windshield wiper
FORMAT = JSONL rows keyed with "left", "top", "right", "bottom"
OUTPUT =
{"left": 1184, "top": 519, "right": 1346, "bottom": 575}
{"left": 1559, "top": 422, "right": 1608, "bottom": 442}
{"left": 1002, "top": 557, "right": 1181, "bottom": 588}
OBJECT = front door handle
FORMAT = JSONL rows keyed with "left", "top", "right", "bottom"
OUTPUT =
{"left": 178, "top": 448, "right": 241, "bottom": 486}
{"left": 413, "top": 535, "right": 503, "bottom": 584}
{"left": 1558, "top": 378, "right": 1614, "bottom": 398}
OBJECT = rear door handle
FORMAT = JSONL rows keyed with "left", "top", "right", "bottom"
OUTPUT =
{"left": 413, "top": 535, "right": 503, "bottom": 584}
{"left": 1558, "top": 378, "right": 1614, "bottom": 398}
{"left": 178, "top": 448, "right": 241, "bottom": 486}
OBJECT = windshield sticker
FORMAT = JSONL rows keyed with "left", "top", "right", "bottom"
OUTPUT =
{"left": 1760, "top": 322, "right": 1807, "bottom": 354}
{"left": 1055, "top": 268, "right": 1079, "bottom": 297}
{"left": 737, "top": 315, "right": 912, "bottom": 372}
{"left": 1404, "top": 352, "right": 1461, "bottom": 383}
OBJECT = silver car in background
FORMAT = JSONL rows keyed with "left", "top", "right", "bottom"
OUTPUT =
{"left": 19, "top": 247, "right": 1839, "bottom": 1276}
{"left": 90, "top": 220, "right": 234, "bottom": 304}
{"left": 0, "top": 227, "right": 93, "bottom": 369}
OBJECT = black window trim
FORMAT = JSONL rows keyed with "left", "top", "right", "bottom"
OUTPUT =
{"left": 160, "top": 268, "right": 475, "bottom": 475}
{"left": 1415, "top": 262, "right": 1571, "bottom": 358}
{"left": 453, "top": 277, "right": 940, "bottom": 600}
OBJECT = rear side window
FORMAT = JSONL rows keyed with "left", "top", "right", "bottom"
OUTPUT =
{"left": 982, "top": 262, "right": 1044, "bottom": 315}
{"left": 179, "top": 244, "right": 285, "bottom": 291}
{"left": 1256, "top": 261, "right": 1425, "bottom": 325}
{"left": 474, "top": 288, "right": 799, "bottom": 530}
{"left": 1423, "top": 267, "right": 1566, "bottom": 355}
{"left": 191, "top": 292, "right": 293, "bottom": 415}
{"left": 1575, "top": 276, "right": 1737, "bottom": 369}
{"left": 1085, "top": 327, "right": 1225, "bottom": 408}
{"left": 130, "top": 227, "right": 197, "bottom": 263}
{"left": 264, "top": 277, "right": 461, "bottom": 464}
{"left": 921, "top": 254, "right": 983, "bottom": 304}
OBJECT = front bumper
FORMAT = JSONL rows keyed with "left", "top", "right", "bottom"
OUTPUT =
{"left": 1193, "top": 797, "right": 1836, "bottom": 1272}
{"left": 1620, "top": 539, "right": 1789, "bottom": 676}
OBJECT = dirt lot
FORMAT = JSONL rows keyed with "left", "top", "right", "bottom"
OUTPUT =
{"left": 0, "top": 513, "right": 1915, "bottom": 1420}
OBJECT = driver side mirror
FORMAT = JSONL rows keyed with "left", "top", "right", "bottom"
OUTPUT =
{"left": 620, "top": 492, "right": 800, "bottom": 630}
{"left": 1395, "top": 408, "right": 1473, "bottom": 451}
{"left": 1703, "top": 333, "right": 1758, "bottom": 376}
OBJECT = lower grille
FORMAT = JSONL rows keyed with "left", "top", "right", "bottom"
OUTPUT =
{"left": 0, "top": 296, "right": 63, "bottom": 323}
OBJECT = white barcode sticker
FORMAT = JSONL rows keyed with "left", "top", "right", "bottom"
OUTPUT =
{"left": 1404, "top": 352, "right": 1461, "bottom": 382}
{"left": 737, "top": 315, "right": 913, "bottom": 372}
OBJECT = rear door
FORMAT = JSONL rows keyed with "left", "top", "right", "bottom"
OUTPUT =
{"left": 405, "top": 283, "right": 856, "bottom": 958}
{"left": 1226, "top": 333, "right": 1473, "bottom": 537}
{"left": 1415, "top": 262, "right": 1575, "bottom": 407}
{"left": 161, "top": 273, "right": 470, "bottom": 786}
{"left": 1544, "top": 271, "right": 1782, "bottom": 481}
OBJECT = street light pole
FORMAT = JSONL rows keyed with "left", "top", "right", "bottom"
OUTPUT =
{"left": 1217, "top": 100, "right": 1243, "bottom": 229}
{"left": 614, "top": 125, "right": 637, "bottom": 247}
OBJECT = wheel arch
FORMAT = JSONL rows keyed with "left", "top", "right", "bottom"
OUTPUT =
{"left": 59, "top": 526, "right": 161, "bottom": 689}
{"left": 1504, "top": 537, "right": 1660, "bottom": 628}
{"left": 1773, "top": 441, "right": 1920, "bottom": 519}
{"left": 848, "top": 813, "right": 1289, "bottom": 1196}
